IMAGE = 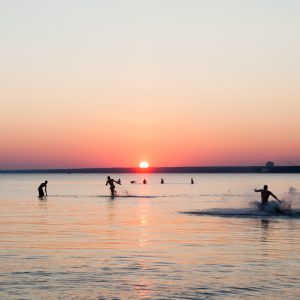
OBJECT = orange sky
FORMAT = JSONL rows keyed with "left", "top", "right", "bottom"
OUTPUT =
{"left": 0, "top": 1, "right": 299, "bottom": 169}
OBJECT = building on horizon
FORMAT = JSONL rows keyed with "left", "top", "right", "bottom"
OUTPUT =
{"left": 266, "top": 161, "right": 275, "bottom": 167}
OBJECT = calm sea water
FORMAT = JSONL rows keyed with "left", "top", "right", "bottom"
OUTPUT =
{"left": 1, "top": 173, "right": 300, "bottom": 299}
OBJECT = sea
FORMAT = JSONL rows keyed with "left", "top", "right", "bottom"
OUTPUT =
{"left": 0, "top": 173, "right": 300, "bottom": 299}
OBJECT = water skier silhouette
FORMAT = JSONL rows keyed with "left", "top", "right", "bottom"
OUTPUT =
{"left": 254, "top": 185, "right": 281, "bottom": 208}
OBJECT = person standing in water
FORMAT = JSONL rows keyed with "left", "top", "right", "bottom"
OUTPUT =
{"left": 191, "top": 178, "right": 194, "bottom": 184}
{"left": 106, "top": 176, "right": 121, "bottom": 197}
{"left": 38, "top": 180, "right": 48, "bottom": 197}
{"left": 254, "top": 185, "right": 280, "bottom": 206}
{"left": 161, "top": 178, "right": 164, "bottom": 184}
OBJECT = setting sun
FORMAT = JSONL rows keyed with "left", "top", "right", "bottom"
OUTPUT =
{"left": 139, "top": 161, "right": 149, "bottom": 168}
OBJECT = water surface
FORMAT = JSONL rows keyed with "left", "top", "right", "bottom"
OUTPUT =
{"left": 1, "top": 173, "right": 300, "bottom": 299}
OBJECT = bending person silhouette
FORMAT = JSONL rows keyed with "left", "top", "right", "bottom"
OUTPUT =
{"left": 254, "top": 185, "right": 281, "bottom": 207}
{"left": 38, "top": 180, "right": 48, "bottom": 197}
{"left": 106, "top": 176, "right": 121, "bottom": 197}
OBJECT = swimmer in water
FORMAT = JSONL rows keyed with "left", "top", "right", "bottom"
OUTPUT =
{"left": 254, "top": 185, "right": 281, "bottom": 207}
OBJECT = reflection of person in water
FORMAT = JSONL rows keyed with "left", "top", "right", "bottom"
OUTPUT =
{"left": 260, "top": 219, "right": 270, "bottom": 243}
{"left": 254, "top": 185, "right": 280, "bottom": 207}
{"left": 38, "top": 180, "right": 48, "bottom": 197}
{"left": 106, "top": 176, "right": 121, "bottom": 196}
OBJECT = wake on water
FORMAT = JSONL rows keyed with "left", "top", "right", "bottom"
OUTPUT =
{"left": 183, "top": 187, "right": 300, "bottom": 218}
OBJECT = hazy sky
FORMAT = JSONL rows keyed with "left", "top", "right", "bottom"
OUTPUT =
{"left": 1, "top": 0, "right": 299, "bottom": 169}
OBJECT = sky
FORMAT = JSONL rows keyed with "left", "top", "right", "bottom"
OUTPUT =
{"left": 1, "top": 0, "right": 299, "bottom": 169}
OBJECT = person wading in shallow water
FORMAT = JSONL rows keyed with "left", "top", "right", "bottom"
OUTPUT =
{"left": 38, "top": 180, "right": 48, "bottom": 197}
{"left": 106, "top": 176, "right": 121, "bottom": 197}
{"left": 254, "top": 185, "right": 281, "bottom": 207}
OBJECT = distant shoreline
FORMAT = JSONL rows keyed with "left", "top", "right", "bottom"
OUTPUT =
{"left": 1, "top": 166, "right": 300, "bottom": 174}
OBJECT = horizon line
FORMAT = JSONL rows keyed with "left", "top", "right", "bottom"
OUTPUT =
{"left": 1, "top": 165, "right": 300, "bottom": 173}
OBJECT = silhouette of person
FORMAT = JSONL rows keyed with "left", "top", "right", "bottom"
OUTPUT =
{"left": 191, "top": 178, "right": 194, "bottom": 184}
{"left": 254, "top": 185, "right": 280, "bottom": 206}
{"left": 143, "top": 179, "right": 147, "bottom": 184}
{"left": 161, "top": 178, "right": 164, "bottom": 184}
{"left": 106, "top": 176, "right": 121, "bottom": 196}
{"left": 38, "top": 180, "right": 48, "bottom": 197}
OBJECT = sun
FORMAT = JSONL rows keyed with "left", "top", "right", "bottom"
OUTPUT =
{"left": 139, "top": 161, "right": 149, "bottom": 168}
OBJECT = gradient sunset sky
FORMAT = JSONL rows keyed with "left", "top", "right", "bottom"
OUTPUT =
{"left": 1, "top": 0, "right": 299, "bottom": 169}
